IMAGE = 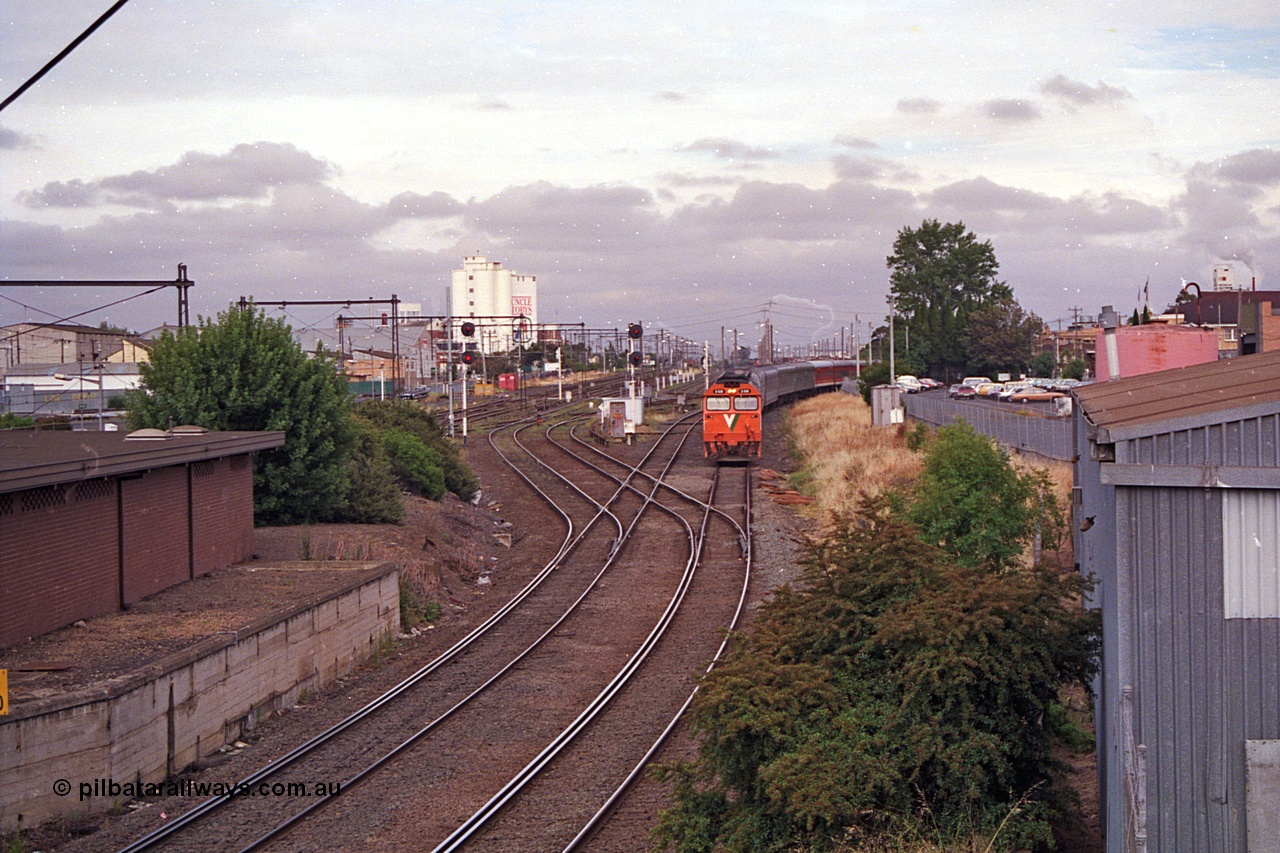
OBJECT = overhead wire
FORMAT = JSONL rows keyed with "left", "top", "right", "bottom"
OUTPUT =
{"left": 1, "top": 0, "right": 133, "bottom": 113}
{"left": 0, "top": 285, "right": 167, "bottom": 347}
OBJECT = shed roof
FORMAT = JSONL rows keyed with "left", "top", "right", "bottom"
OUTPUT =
{"left": 1074, "top": 348, "right": 1280, "bottom": 442}
{"left": 0, "top": 428, "right": 285, "bottom": 493}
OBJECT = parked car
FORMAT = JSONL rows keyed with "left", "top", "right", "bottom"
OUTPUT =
{"left": 974, "top": 382, "right": 1003, "bottom": 398}
{"left": 918, "top": 377, "right": 944, "bottom": 390}
{"left": 895, "top": 375, "right": 925, "bottom": 393}
{"left": 997, "top": 382, "right": 1034, "bottom": 402}
{"left": 1010, "top": 387, "right": 1065, "bottom": 403}
{"left": 948, "top": 383, "right": 977, "bottom": 399}
{"left": 961, "top": 376, "right": 993, "bottom": 388}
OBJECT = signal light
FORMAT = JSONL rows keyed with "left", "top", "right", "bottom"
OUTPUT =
{"left": 460, "top": 321, "right": 476, "bottom": 337}
{"left": 461, "top": 351, "right": 476, "bottom": 365}
{"left": 628, "top": 351, "right": 642, "bottom": 367}
{"left": 627, "top": 323, "right": 643, "bottom": 340}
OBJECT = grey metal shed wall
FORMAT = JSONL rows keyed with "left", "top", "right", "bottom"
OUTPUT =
{"left": 1117, "top": 411, "right": 1280, "bottom": 468}
{"left": 1086, "top": 411, "right": 1280, "bottom": 853}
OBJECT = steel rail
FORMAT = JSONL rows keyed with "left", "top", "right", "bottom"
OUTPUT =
{"left": 563, "top": 462, "right": 754, "bottom": 851}
{"left": 430, "top": 420, "right": 705, "bottom": 852}
{"left": 115, "top": 413, "right": 588, "bottom": 853}
{"left": 228, "top": 413, "right": 697, "bottom": 851}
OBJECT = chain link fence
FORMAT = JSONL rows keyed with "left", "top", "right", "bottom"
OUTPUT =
{"left": 903, "top": 393, "right": 1073, "bottom": 462}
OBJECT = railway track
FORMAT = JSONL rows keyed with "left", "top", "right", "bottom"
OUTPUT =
{"left": 106, "top": 402, "right": 748, "bottom": 852}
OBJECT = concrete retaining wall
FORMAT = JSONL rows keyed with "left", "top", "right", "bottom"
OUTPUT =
{"left": 0, "top": 564, "right": 399, "bottom": 830}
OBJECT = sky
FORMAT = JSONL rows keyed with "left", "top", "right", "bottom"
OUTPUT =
{"left": 2, "top": 1, "right": 1278, "bottom": 352}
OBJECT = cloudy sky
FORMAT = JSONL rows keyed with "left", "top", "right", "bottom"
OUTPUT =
{"left": 2, "top": 1, "right": 1278, "bottom": 351}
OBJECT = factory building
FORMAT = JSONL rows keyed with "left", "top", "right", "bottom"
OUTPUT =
{"left": 448, "top": 255, "right": 538, "bottom": 353}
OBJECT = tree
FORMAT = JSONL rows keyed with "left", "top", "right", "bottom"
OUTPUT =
{"left": 906, "top": 421, "right": 1034, "bottom": 569}
{"left": 1030, "top": 351, "right": 1056, "bottom": 378}
{"left": 1061, "top": 357, "right": 1087, "bottom": 381}
{"left": 963, "top": 299, "right": 1046, "bottom": 377}
{"left": 653, "top": 424, "right": 1099, "bottom": 851}
{"left": 128, "top": 304, "right": 355, "bottom": 524}
{"left": 887, "top": 220, "right": 1011, "bottom": 381}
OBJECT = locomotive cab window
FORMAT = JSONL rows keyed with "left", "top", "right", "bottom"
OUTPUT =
{"left": 733, "top": 396, "right": 760, "bottom": 411}
{"left": 705, "top": 397, "right": 731, "bottom": 411}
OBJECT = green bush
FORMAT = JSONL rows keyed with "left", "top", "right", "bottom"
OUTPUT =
{"left": 337, "top": 421, "right": 404, "bottom": 523}
{"left": 381, "top": 429, "right": 447, "bottom": 500}
{"left": 652, "top": 427, "right": 1100, "bottom": 852}
{"left": 399, "top": 586, "right": 441, "bottom": 631}
{"left": 354, "top": 400, "right": 478, "bottom": 501}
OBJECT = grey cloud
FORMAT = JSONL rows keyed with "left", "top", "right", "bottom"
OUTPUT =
{"left": 6, "top": 144, "right": 1277, "bottom": 344}
{"left": 387, "top": 191, "right": 462, "bottom": 218}
{"left": 678, "top": 138, "right": 780, "bottom": 162}
{"left": 20, "top": 142, "right": 336, "bottom": 211}
{"left": 99, "top": 143, "right": 335, "bottom": 202}
{"left": 928, "top": 177, "right": 1170, "bottom": 235}
{"left": 478, "top": 100, "right": 513, "bottom": 110}
{"left": 1040, "top": 74, "right": 1133, "bottom": 107}
{"left": 832, "top": 155, "right": 921, "bottom": 184}
{"left": 656, "top": 91, "right": 688, "bottom": 102}
{"left": 833, "top": 135, "right": 877, "bottom": 150}
{"left": 0, "top": 126, "right": 36, "bottom": 150}
{"left": 20, "top": 179, "right": 103, "bottom": 209}
{"left": 673, "top": 179, "right": 917, "bottom": 243}
{"left": 984, "top": 99, "right": 1042, "bottom": 122}
{"left": 1213, "top": 149, "right": 1280, "bottom": 186}
{"left": 897, "top": 98, "right": 941, "bottom": 115}
{"left": 660, "top": 172, "right": 742, "bottom": 188}
{"left": 464, "top": 182, "right": 660, "bottom": 251}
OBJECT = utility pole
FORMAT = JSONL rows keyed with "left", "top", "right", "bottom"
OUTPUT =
{"left": 854, "top": 316, "right": 861, "bottom": 378}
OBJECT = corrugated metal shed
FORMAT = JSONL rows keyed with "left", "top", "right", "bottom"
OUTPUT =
{"left": 1074, "top": 350, "right": 1280, "bottom": 853}
{"left": 1076, "top": 347, "right": 1280, "bottom": 441}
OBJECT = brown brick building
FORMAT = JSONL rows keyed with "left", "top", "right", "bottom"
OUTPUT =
{"left": 0, "top": 428, "right": 284, "bottom": 648}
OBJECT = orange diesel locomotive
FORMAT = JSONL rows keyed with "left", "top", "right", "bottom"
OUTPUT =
{"left": 702, "top": 372, "right": 763, "bottom": 458}
{"left": 702, "top": 360, "right": 858, "bottom": 458}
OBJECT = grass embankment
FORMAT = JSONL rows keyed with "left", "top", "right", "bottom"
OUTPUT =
{"left": 784, "top": 393, "right": 1074, "bottom": 549}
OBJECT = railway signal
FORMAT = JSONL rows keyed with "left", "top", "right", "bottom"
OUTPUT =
{"left": 461, "top": 351, "right": 476, "bottom": 365}
{"left": 460, "top": 321, "right": 476, "bottom": 337}
{"left": 629, "top": 351, "right": 642, "bottom": 367}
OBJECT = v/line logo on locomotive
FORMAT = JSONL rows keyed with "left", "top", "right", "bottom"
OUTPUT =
{"left": 701, "top": 360, "right": 858, "bottom": 459}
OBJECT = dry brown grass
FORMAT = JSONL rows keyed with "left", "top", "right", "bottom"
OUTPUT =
{"left": 786, "top": 395, "right": 1076, "bottom": 556}
{"left": 784, "top": 393, "right": 922, "bottom": 520}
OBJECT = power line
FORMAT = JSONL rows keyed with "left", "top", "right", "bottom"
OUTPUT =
{"left": 1, "top": 0, "right": 133, "bottom": 113}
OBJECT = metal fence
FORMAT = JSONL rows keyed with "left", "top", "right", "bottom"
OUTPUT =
{"left": 904, "top": 393, "right": 1074, "bottom": 461}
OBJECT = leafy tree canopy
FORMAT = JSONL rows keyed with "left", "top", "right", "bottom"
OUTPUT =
{"left": 128, "top": 304, "right": 355, "bottom": 524}
{"left": 963, "top": 299, "right": 1046, "bottom": 378}
{"left": 887, "top": 219, "right": 1011, "bottom": 379}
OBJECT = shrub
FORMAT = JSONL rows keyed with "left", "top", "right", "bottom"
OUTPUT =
{"left": 381, "top": 429, "right": 447, "bottom": 500}
{"left": 354, "top": 399, "right": 478, "bottom": 501}
{"left": 338, "top": 421, "right": 404, "bottom": 523}
{"left": 652, "top": 424, "right": 1100, "bottom": 852}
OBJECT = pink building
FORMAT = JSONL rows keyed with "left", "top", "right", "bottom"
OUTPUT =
{"left": 1094, "top": 324, "right": 1219, "bottom": 381}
